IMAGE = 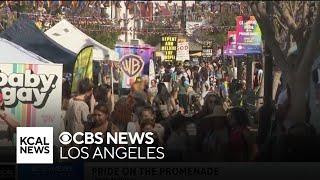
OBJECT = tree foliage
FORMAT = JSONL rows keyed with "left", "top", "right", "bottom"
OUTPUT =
{"left": 87, "top": 31, "right": 121, "bottom": 49}
{"left": 136, "top": 23, "right": 162, "bottom": 47}
{"left": 137, "top": 20, "right": 178, "bottom": 46}
{"left": 250, "top": 1, "right": 320, "bottom": 76}
{"left": 191, "top": 10, "right": 236, "bottom": 46}
{"left": 249, "top": 1, "right": 320, "bottom": 125}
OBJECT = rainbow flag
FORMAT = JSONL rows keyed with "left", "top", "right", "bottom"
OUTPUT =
{"left": 0, "top": 63, "right": 63, "bottom": 145}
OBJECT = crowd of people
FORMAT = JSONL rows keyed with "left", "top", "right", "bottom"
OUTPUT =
{"left": 60, "top": 58, "right": 272, "bottom": 162}
{"left": 0, "top": 55, "right": 318, "bottom": 161}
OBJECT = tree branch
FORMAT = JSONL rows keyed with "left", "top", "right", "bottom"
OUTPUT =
{"left": 288, "top": 1, "right": 295, "bottom": 18}
{"left": 273, "top": 2, "right": 303, "bottom": 50}
{"left": 251, "top": 2, "right": 289, "bottom": 73}
{"left": 281, "top": 33, "right": 293, "bottom": 58}
{"left": 302, "top": 1, "right": 309, "bottom": 27}
{"left": 274, "top": 15, "right": 288, "bottom": 31}
{"left": 274, "top": 2, "right": 298, "bottom": 30}
{"left": 291, "top": 2, "right": 311, "bottom": 69}
{"left": 297, "top": 2, "right": 320, "bottom": 73}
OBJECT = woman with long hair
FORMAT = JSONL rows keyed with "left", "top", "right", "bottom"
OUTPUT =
{"left": 110, "top": 97, "right": 133, "bottom": 132}
{"left": 193, "top": 93, "right": 222, "bottom": 120}
{"left": 153, "top": 83, "right": 172, "bottom": 121}
{"left": 93, "top": 84, "right": 113, "bottom": 113}
{"left": 86, "top": 103, "right": 120, "bottom": 159}
{"left": 90, "top": 103, "right": 119, "bottom": 135}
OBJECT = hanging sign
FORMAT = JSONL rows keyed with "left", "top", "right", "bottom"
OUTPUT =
{"left": 176, "top": 41, "right": 190, "bottom": 61}
{"left": 224, "top": 31, "right": 244, "bottom": 56}
{"left": 236, "top": 16, "right": 262, "bottom": 54}
{"left": 161, "top": 36, "right": 177, "bottom": 62}
{"left": 202, "top": 41, "right": 213, "bottom": 60}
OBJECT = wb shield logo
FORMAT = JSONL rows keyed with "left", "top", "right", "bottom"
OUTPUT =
{"left": 120, "top": 54, "right": 144, "bottom": 77}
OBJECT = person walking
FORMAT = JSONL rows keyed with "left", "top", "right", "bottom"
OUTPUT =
{"left": 64, "top": 78, "right": 93, "bottom": 135}
{"left": 178, "top": 76, "right": 189, "bottom": 114}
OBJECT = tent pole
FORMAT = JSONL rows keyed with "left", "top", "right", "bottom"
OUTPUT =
{"left": 111, "top": 61, "right": 115, "bottom": 112}
{"left": 99, "top": 61, "right": 103, "bottom": 86}
{"left": 0, "top": 22, "right": 4, "bottom": 31}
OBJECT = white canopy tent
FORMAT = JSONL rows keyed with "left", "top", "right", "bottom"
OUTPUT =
{"left": 45, "top": 19, "right": 118, "bottom": 61}
{"left": 0, "top": 38, "right": 52, "bottom": 64}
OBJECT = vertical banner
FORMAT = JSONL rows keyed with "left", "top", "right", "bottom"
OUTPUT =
{"left": 71, "top": 46, "right": 93, "bottom": 93}
{"left": 224, "top": 31, "right": 244, "bottom": 56}
{"left": 202, "top": 41, "right": 213, "bottom": 61}
{"left": 160, "top": 36, "right": 177, "bottom": 62}
{"left": 0, "top": 63, "right": 62, "bottom": 146}
{"left": 149, "top": 59, "right": 155, "bottom": 88}
{"left": 115, "top": 45, "right": 154, "bottom": 88}
{"left": 176, "top": 41, "right": 190, "bottom": 62}
{"left": 228, "top": 31, "right": 237, "bottom": 50}
{"left": 236, "top": 16, "right": 262, "bottom": 54}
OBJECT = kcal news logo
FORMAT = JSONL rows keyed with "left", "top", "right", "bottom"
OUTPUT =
{"left": 16, "top": 127, "right": 53, "bottom": 164}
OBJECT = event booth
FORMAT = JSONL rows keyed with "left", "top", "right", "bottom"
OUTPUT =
{"left": 0, "top": 16, "right": 76, "bottom": 72}
{"left": 45, "top": 19, "right": 118, "bottom": 61}
{"left": 45, "top": 19, "right": 120, "bottom": 87}
{"left": 0, "top": 38, "right": 63, "bottom": 146}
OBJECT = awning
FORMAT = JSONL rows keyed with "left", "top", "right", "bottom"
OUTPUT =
{"left": 45, "top": 19, "right": 119, "bottom": 61}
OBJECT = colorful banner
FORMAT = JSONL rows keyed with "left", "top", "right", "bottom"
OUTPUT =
{"left": 0, "top": 63, "right": 62, "bottom": 146}
{"left": 236, "top": 16, "right": 262, "bottom": 54}
{"left": 224, "top": 31, "right": 244, "bottom": 56}
{"left": 71, "top": 46, "right": 93, "bottom": 93}
{"left": 228, "top": 31, "right": 237, "bottom": 50}
{"left": 161, "top": 36, "right": 177, "bottom": 62}
{"left": 176, "top": 41, "right": 190, "bottom": 61}
{"left": 115, "top": 45, "right": 154, "bottom": 88}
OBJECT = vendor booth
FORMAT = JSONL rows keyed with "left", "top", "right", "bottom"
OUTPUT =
{"left": 0, "top": 16, "right": 76, "bottom": 72}
{"left": 45, "top": 19, "right": 118, "bottom": 61}
{"left": 0, "top": 38, "right": 63, "bottom": 146}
